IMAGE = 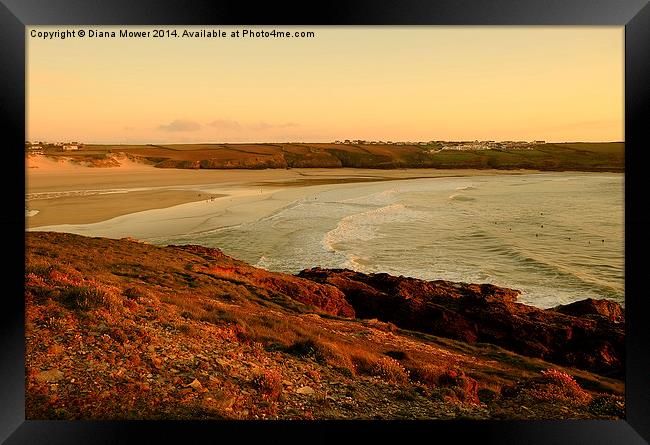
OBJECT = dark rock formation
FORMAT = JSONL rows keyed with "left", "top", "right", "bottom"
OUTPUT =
{"left": 297, "top": 268, "right": 624, "bottom": 378}
{"left": 551, "top": 298, "right": 624, "bottom": 323}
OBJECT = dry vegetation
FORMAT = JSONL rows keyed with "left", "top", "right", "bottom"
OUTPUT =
{"left": 25, "top": 232, "right": 624, "bottom": 420}
{"left": 39, "top": 142, "right": 624, "bottom": 172}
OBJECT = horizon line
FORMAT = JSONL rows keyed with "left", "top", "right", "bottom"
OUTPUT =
{"left": 26, "top": 140, "right": 626, "bottom": 145}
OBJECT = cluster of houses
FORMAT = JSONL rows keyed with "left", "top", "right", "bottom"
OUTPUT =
{"left": 25, "top": 141, "right": 83, "bottom": 154}
{"left": 333, "top": 140, "right": 435, "bottom": 146}
{"left": 331, "top": 139, "right": 546, "bottom": 150}
{"left": 440, "top": 140, "right": 546, "bottom": 151}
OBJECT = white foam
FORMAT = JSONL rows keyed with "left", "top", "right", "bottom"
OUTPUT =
{"left": 448, "top": 193, "right": 476, "bottom": 202}
{"left": 340, "top": 188, "right": 399, "bottom": 206}
{"left": 27, "top": 188, "right": 151, "bottom": 200}
{"left": 323, "top": 203, "right": 426, "bottom": 252}
{"left": 342, "top": 254, "right": 374, "bottom": 273}
{"left": 254, "top": 255, "right": 272, "bottom": 270}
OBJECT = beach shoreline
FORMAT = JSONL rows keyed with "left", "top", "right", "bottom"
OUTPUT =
{"left": 26, "top": 155, "right": 545, "bottom": 230}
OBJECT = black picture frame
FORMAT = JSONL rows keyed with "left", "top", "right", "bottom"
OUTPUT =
{"left": 2, "top": 0, "right": 649, "bottom": 443}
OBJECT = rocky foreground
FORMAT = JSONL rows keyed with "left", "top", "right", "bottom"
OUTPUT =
{"left": 25, "top": 232, "right": 625, "bottom": 420}
{"left": 298, "top": 268, "right": 624, "bottom": 379}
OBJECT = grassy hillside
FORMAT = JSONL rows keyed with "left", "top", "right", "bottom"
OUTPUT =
{"left": 38, "top": 142, "right": 624, "bottom": 171}
{"left": 25, "top": 232, "right": 624, "bottom": 420}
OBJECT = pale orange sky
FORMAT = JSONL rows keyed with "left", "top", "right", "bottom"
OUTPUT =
{"left": 27, "top": 26, "right": 624, "bottom": 144}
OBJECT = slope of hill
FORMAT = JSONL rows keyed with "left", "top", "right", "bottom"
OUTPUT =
{"left": 34, "top": 142, "right": 624, "bottom": 171}
{"left": 25, "top": 232, "right": 624, "bottom": 420}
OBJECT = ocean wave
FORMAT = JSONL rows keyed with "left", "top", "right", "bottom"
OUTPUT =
{"left": 342, "top": 254, "right": 374, "bottom": 272}
{"left": 448, "top": 194, "right": 476, "bottom": 202}
{"left": 340, "top": 188, "right": 399, "bottom": 206}
{"left": 26, "top": 209, "right": 39, "bottom": 217}
{"left": 27, "top": 188, "right": 148, "bottom": 200}
{"left": 455, "top": 185, "right": 477, "bottom": 191}
{"left": 490, "top": 240, "right": 623, "bottom": 296}
{"left": 323, "top": 203, "right": 425, "bottom": 252}
{"left": 255, "top": 255, "right": 272, "bottom": 270}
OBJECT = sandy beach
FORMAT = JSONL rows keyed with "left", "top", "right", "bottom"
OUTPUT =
{"left": 26, "top": 154, "right": 538, "bottom": 233}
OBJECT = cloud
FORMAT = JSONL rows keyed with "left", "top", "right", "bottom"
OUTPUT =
{"left": 208, "top": 119, "right": 299, "bottom": 132}
{"left": 249, "top": 121, "right": 299, "bottom": 131}
{"left": 158, "top": 119, "right": 202, "bottom": 132}
{"left": 207, "top": 119, "right": 243, "bottom": 131}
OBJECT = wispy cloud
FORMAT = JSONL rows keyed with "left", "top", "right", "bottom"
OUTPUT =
{"left": 208, "top": 119, "right": 299, "bottom": 132}
{"left": 249, "top": 121, "right": 299, "bottom": 131}
{"left": 207, "top": 119, "right": 243, "bottom": 131}
{"left": 157, "top": 119, "right": 202, "bottom": 132}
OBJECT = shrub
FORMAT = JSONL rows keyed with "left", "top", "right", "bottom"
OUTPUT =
{"left": 252, "top": 369, "right": 283, "bottom": 401}
{"left": 25, "top": 263, "right": 57, "bottom": 277}
{"left": 123, "top": 286, "right": 147, "bottom": 300}
{"left": 286, "top": 338, "right": 321, "bottom": 358}
{"left": 477, "top": 388, "right": 498, "bottom": 404}
{"left": 177, "top": 324, "right": 192, "bottom": 335}
{"left": 287, "top": 338, "right": 356, "bottom": 376}
{"left": 384, "top": 350, "right": 409, "bottom": 360}
{"left": 438, "top": 369, "right": 480, "bottom": 404}
{"left": 540, "top": 368, "right": 578, "bottom": 385}
{"left": 59, "top": 285, "right": 106, "bottom": 311}
{"left": 588, "top": 395, "right": 625, "bottom": 418}
{"left": 535, "top": 369, "right": 592, "bottom": 405}
{"left": 408, "top": 363, "right": 444, "bottom": 387}
{"left": 349, "top": 349, "right": 379, "bottom": 376}
{"left": 372, "top": 356, "right": 410, "bottom": 385}
{"left": 351, "top": 349, "right": 409, "bottom": 384}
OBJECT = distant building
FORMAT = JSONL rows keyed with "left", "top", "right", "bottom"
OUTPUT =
{"left": 534, "top": 140, "right": 546, "bottom": 144}
{"left": 62, "top": 144, "right": 79, "bottom": 151}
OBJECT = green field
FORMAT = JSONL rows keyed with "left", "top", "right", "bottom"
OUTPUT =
{"left": 36, "top": 142, "right": 624, "bottom": 172}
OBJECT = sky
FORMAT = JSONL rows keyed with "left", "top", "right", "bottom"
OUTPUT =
{"left": 27, "top": 26, "right": 624, "bottom": 144}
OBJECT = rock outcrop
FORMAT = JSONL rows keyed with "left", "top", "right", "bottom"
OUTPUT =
{"left": 297, "top": 268, "right": 624, "bottom": 378}
{"left": 25, "top": 233, "right": 625, "bottom": 420}
{"left": 173, "top": 245, "right": 356, "bottom": 318}
{"left": 550, "top": 298, "right": 625, "bottom": 323}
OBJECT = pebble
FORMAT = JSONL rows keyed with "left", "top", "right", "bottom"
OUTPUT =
{"left": 35, "top": 369, "right": 64, "bottom": 382}
{"left": 187, "top": 379, "right": 203, "bottom": 390}
{"left": 296, "top": 386, "right": 315, "bottom": 395}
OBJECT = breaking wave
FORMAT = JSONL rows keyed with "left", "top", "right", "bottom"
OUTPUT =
{"left": 448, "top": 194, "right": 476, "bottom": 202}
{"left": 323, "top": 203, "right": 425, "bottom": 252}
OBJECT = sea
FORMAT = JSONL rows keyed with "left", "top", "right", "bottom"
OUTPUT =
{"left": 150, "top": 172, "right": 624, "bottom": 309}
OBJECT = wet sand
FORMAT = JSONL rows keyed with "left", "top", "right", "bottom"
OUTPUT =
{"left": 26, "top": 154, "right": 539, "bottom": 231}
{"left": 27, "top": 190, "right": 226, "bottom": 226}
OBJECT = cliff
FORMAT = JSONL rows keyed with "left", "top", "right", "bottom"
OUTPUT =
{"left": 25, "top": 232, "right": 624, "bottom": 420}
{"left": 297, "top": 268, "right": 624, "bottom": 379}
